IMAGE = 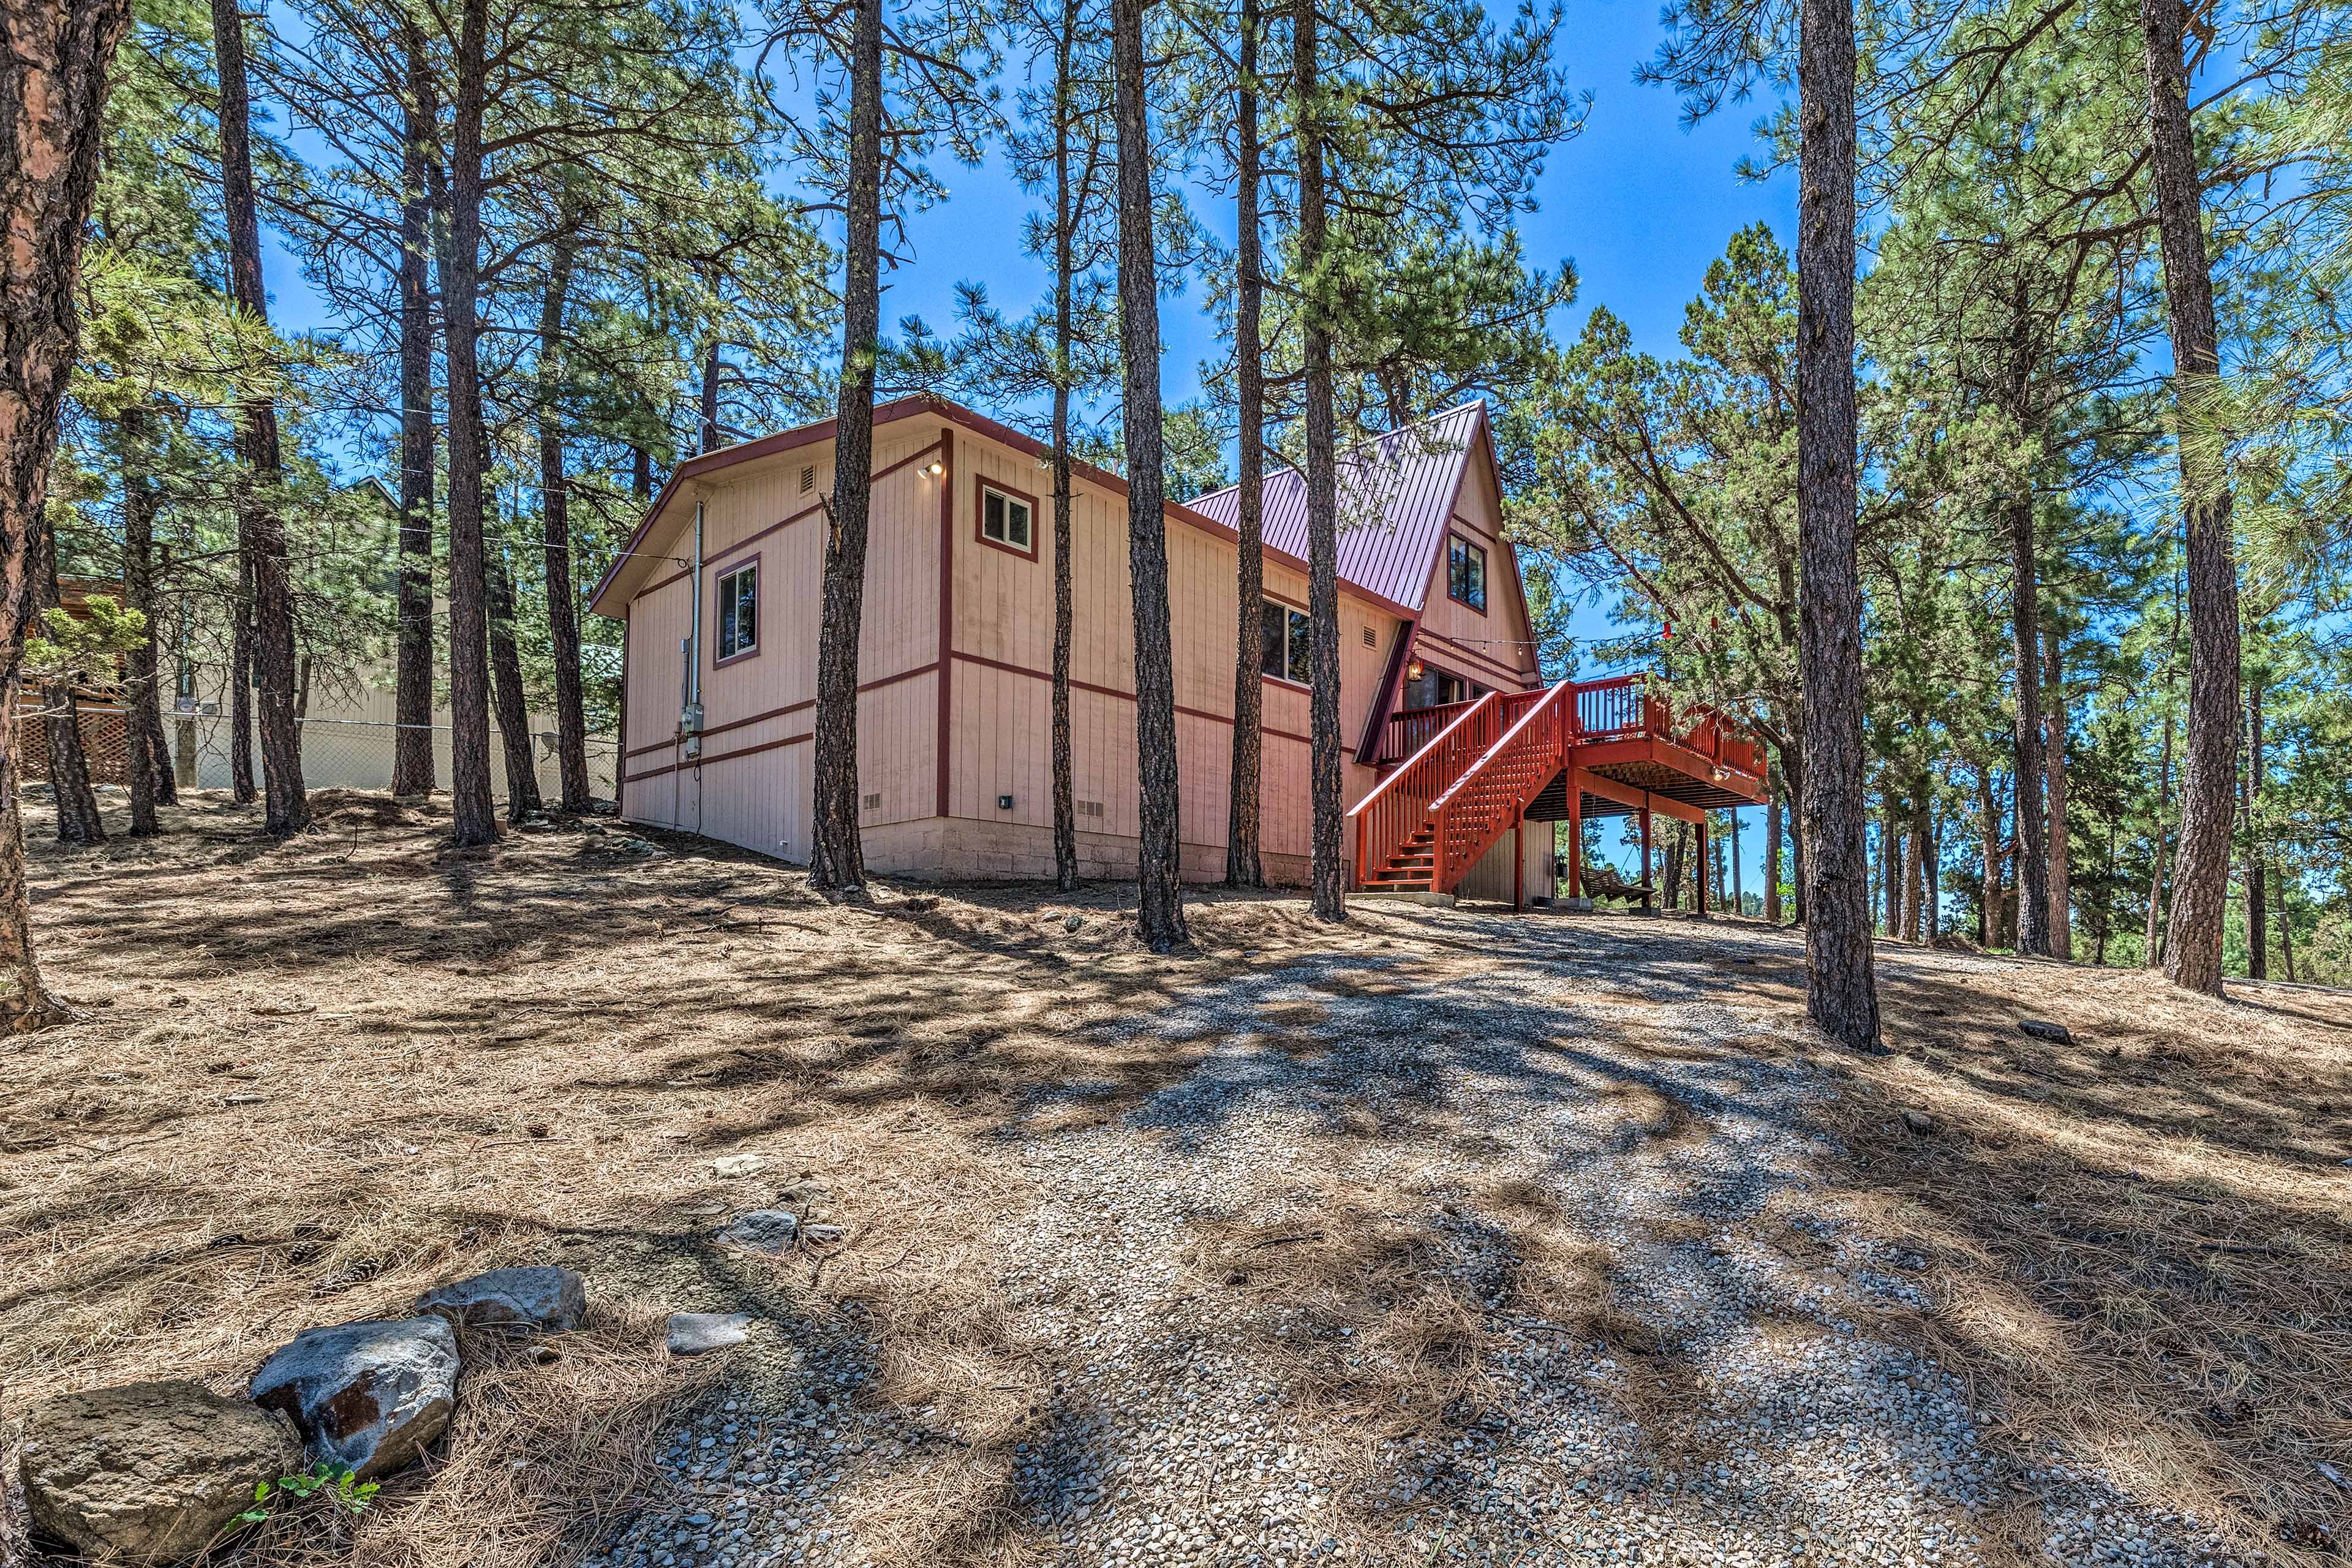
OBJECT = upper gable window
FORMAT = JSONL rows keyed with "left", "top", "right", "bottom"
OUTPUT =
{"left": 1259, "top": 598, "right": 1311, "bottom": 685}
{"left": 981, "top": 483, "right": 1035, "bottom": 556}
{"left": 716, "top": 560, "right": 758, "bottom": 663}
{"left": 1448, "top": 535, "right": 1488, "bottom": 613}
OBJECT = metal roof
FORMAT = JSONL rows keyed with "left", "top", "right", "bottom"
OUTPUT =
{"left": 1186, "top": 401, "right": 1486, "bottom": 615}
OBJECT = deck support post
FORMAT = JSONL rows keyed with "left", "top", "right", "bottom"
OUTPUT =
{"left": 1566, "top": 778, "right": 1582, "bottom": 899}
{"left": 1639, "top": 801, "right": 1653, "bottom": 912}
{"left": 1513, "top": 819, "right": 1523, "bottom": 910}
{"left": 1695, "top": 817, "right": 1708, "bottom": 916}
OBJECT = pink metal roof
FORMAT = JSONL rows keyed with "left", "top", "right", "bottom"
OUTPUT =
{"left": 1186, "top": 401, "right": 1486, "bottom": 615}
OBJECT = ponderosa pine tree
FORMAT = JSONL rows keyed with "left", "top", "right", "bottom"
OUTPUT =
{"left": 807, "top": 0, "right": 884, "bottom": 895}
{"left": 1224, "top": 0, "right": 1267, "bottom": 889}
{"left": 0, "top": 0, "right": 132, "bottom": 1028}
{"left": 393, "top": 13, "right": 435, "bottom": 797}
{"left": 210, "top": 0, "right": 307, "bottom": 835}
{"left": 2141, "top": 0, "right": 2242, "bottom": 996}
{"left": 1112, "top": 0, "right": 1188, "bottom": 946}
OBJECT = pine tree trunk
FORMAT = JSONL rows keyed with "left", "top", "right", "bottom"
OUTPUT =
{"left": 1785, "top": 746, "right": 1808, "bottom": 926}
{"left": 633, "top": 445, "right": 653, "bottom": 503}
{"left": 1795, "top": 0, "right": 1879, "bottom": 1048}
{"left": 1049, "top": 0, "right": 1078, "bottom": 892}
{"left": 123, "top": 410, "right": 160, "bottom": 836}
{"left": 2142, "top": 0, "right": 2242, "bottom": 997}
{"left": 2144, "top": 709, "right": 2172, "bottom": 965}
{"left": 808, "top": 0, "right": 883, "bottom": 896}
{"left": 1882, "top": 804, "right": 1900, "bottom": 937}
{"left": 211, "top": 0, "right": 305, "bottom": 835}
{"left": 1294, "top": 0, "right": 1344, "bottom": 921}
{"left": 1223, "top": 0, "right": 1265, "bottom": 889}
{"left": 1974, "top": 768, "right": 1993, "bottom": 944}
{"left": 2274, "top": 862, "right": 2294, "bottom": 982}
{"left": 2008, "top": 496, "right": 2049, "bottom": 956}
{"left": 538, "top": 232, "right": 591, "bottom": 812}
{"left": 230, "top": 550, "right": 254, "bottom": 802}
{"left": 392, "top": 20, "right": 436, "bottom": 797}
{"left": 36, "top": 507, "right": 104, "bottom": 844}
{"left": 2243, "top": 673, "right": 2264, "bottom": 979}
{"left": 1730, "top": 806, "right": 1742, "bottom": 914}
{"left": 1114, "top": 0, "right": 1188, "bottom": 947}
{"left": 1662, "top": 823, "right": 1684, "bottom": 911}
{"left": 486, "top": 530, "right": 541, "bottom": 819}
{"left": 0, "top": 0, "right": 127, "bottom": 1027}
{"left": 1907, "top": 779, "right": 1931, "bottom": 941}
{"left": 2045, "top": 635, "right": 2071, "bottom": 958}
{"left": 699, "top": 338, "right": 723, "bottom": 454}
{"left": 440, "top": 0, "right": 497, "bottom": 846}
{"left": 1891, "top": 790, "right": 1910, "bottom": 940}
{"left": 1765, "top": 772, "right": 1782, "bottom": 923}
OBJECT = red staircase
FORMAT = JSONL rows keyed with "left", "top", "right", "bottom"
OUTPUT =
{"left": 1350, "top": 682, "right": 1575, "bottom": 892}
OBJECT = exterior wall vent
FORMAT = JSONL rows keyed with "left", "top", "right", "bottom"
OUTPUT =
{"left": 800, "top": 465, "right": 815, "bottom": 493}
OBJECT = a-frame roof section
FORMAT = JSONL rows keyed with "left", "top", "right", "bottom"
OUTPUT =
{"left": 1185, "top": 401, "right": 1490, "bottom": 615}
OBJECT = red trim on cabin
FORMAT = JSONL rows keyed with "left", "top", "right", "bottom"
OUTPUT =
{"left": 973, "top": 471, "right": 1041, "bottom": 563}
{"left": 620, "top": 658, "right": 939, "bottom": 764}
{"left": 624, "top": 729, "right": 813, "bottom": 786}
{"left": 1414, "top": 629, "right": 1533, "bottom": 688}
{"left": 711, "top": 552, "right": 763, "bottom": 669}
{"left": 948, "top": 649, "right": 1313, "bottom": 749}
{"left": 1354, "top": 617, "right": 1416, "bottom": 766}
{"left": 935, "top": 426, "right": 954, "bottom": 818}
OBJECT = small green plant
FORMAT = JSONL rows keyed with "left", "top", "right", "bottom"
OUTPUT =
{"left": 238, "top": 1461, "right": 380, "bottom": 1525}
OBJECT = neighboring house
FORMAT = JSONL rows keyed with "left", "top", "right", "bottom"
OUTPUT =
{"left": 24, "top": 573, "right": 614, "bottom": 804}
{"left": 588, "top": 394, "right": 1762, "bottom": 899}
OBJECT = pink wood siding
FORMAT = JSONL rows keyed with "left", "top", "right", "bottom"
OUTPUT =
{"left": 1409, "top": 448, "right": 1540, "bottom": 695}
{"left": 616, "top": 424, "right": 946, "bottom": 862}
{"left": 944, "top": 440, "right": 1401, "bottom": 880}
{"left": 606, "top": 402, "right": 1528, "bottom": 888}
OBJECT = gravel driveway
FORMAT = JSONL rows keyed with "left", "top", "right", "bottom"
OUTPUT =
{"left": 586, "top": 913, "right": 2250, "bottom": 1568}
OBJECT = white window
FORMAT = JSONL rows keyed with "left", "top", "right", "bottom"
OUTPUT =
{"left": 716, "top": 561, "right": 758, "bottom": 661}
{"left": 981, "top": 484, "right": 1034, "bottom": 552}
{"left": 1259, "top": 598, "right": 1312, "bottom": 684}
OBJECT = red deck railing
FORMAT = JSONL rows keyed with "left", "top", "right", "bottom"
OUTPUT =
{"left": 1422, "top": 681, "right": 1577, "bottom": 889}
{"left": 1356, "top": 673, "right": 1769, "bottom": 892}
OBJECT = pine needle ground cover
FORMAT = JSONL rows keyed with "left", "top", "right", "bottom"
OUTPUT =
{"left": 1, "top": 793, "right": 2345, "bottom": 1567}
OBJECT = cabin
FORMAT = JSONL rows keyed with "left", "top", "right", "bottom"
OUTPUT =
{"left": 587, "top": 394, "right": 1766, "bottom": 902}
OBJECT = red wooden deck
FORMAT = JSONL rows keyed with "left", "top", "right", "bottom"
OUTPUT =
{"left": 1349, "top": 675, "right": 1768, "bottom": 902}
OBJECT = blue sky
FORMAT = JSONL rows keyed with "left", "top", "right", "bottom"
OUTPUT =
{"left": 256, "top": 0, "right": 1797, "bottom": 892}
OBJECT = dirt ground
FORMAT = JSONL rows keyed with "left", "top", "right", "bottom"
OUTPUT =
{"left": 1, "top": 791, "right": 2346, "bottom": 1568}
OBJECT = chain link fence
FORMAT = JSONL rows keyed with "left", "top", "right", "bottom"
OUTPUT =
{"left": 154, "top": 714, "right": 620, "bottom": 804}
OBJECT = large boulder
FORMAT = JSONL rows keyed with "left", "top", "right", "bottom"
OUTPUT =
{"left": 17, "top": 1379, "right": 301, "bottom": 1567}
{"left": 249, "top": 1316, "right": 459, "bottom": 1480}
{"left": 416, "top": 1266, "right": 586, "bottom": 1335}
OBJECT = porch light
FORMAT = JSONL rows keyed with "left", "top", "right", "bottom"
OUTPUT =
{"left": 926, "top": 459, "right": 944, "bottom": 476}
{"left": 1406, "top": 660, "right": 1424, "bottom": 682}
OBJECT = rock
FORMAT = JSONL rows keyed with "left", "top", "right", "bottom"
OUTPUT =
{"left": 2018, "top": 1019, "right": 2073, "bottom": 1044}
{"left": 1899, "top": 1108, "right": 1940, "bottom": 1136}
{"left": 249, "top": 1316, "right": 459, "bottom": 1480}
{"left": 17, "top": 1379, "right": 301, "bottom": 1567}
{"left": 667, "top": 1313, "right": 753, "bottom": 1356}
{"left": 715, "top": 1210, "right": 799, "bottom": 1254}
{"left": 416, "top": 1266, "right": 586, "bottom": 1335}
{"left": 713, "top": 1153, "right": 766, "bottom": 1178}
{"left": 1065, "top": 913, "right": 1084, "bottom": 933}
